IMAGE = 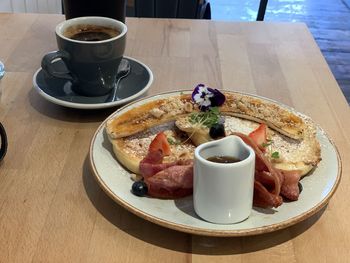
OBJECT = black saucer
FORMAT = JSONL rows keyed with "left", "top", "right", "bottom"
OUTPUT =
{"left": 33, "top": 56, "right": 153, "bottom": 109}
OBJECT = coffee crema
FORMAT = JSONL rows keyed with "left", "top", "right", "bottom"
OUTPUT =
{"left": 63, "top": 24, "right": 120, "bottom": 41}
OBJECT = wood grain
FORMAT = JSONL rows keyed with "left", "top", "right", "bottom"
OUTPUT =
{"left": 0, "top": 14, "right": 349, "bottom": 262}
{"left": 212, "top": 0, "right": 350, "bottom": 103}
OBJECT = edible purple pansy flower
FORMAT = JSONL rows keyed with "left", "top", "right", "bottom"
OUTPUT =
{"left": 192, "top": 84, "right": 226, "bottom": 111}
{"left": 210, "top": 88, "right": 226, "bottom": 107}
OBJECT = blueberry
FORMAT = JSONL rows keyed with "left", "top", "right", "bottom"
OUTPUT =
{"left": 132, "top": 181, "right": 148, "bottom": 197}
{"left": 209, "top": 123, "right": 225, "bottom": 139}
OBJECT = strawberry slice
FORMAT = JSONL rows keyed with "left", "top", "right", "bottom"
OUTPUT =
{"left": 248, "top": 123, "right": 268, "bottom": 151}
{"left": 149, "top": 132, "right": 171, "bottom": 155}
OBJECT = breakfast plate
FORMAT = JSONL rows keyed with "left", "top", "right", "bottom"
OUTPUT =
{"left": 33, "top": 56, "right": 153, "bottom": 109}
{"left": 89, "top": 90, "right": 341, "bottom": 236}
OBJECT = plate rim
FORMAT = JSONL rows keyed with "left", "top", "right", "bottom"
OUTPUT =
{"left": 32, "top": 56, "right": 153, "bottom": 110}
{"left": 89, "top": 90, "right": 342, "bottom": 237}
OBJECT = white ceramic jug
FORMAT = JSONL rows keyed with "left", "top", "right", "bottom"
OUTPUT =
{"left": 194, "top": 135, "right": 255, "bottom": 224}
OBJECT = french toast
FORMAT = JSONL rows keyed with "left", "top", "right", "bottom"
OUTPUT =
{"left": 111, "top": 122, "right": 196, "bottom": 174}
{"left": 106, "top": 91, "right": 321, "bottom": 177}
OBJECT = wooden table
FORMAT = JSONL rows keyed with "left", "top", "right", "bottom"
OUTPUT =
{"left": 0, "top": 13, "right": 349, "bottom": 262}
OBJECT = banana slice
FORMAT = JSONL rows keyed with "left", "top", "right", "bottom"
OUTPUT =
{"left": 106, "top": 92, "right": 305, "bottom": 140}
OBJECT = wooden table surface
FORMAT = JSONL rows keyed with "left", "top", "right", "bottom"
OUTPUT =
{"left": 0, "top": 13, "right": 349, "bottom": 262}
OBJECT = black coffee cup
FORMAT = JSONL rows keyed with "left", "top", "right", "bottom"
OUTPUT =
{"left": 0, "top": 123, "right": 8, "bottom": 162}
{"left": 41, "top": 17, "right": 127, "bottom": 97}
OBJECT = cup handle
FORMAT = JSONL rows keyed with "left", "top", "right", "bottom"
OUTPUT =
{"left": 0, "top": 123, "right": 8, "bottom": 162}
{"left": 41, "top": 51, "right": 76, "bottom": 82}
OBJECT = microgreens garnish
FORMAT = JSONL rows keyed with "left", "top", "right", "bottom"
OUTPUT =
{"left": 189, "top": 107, "right": 221, "bottom": 128}
{"left": 192, "top": 84, "right": 225, "bottom": 111}
{"left": 271, "top": 151, "right": 280, "bottom": 159}
{"left": 262, "top": 140, "right": 272, "bottom": 148}
{"left": 167, "top": 137, "right": 181, "bottom": 145}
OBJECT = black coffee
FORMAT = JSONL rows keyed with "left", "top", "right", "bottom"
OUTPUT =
{"left": 64, "top": 25, "right": 120, "bottom": 41}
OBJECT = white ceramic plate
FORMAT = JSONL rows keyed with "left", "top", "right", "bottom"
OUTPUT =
{"left": 89, "top": 91, "right": 341, "bottom": 236}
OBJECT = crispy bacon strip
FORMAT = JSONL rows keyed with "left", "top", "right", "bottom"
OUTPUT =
{"left": 279, "top": 169, "right": 302, "bottom": 201}
{"left": 140, "top": 150, "right": 174, "bottom": 179}
{"left": 238, "top": 133, "right": 283, "bottom": 191}
{"left": 139, "top": 136, "right": 193, "bottom": 198}
{"left": 233, "top": 132, "right": 283, "bottom": 208}
{"left": 140, "top": 150, "right": 193, "bottom": 179}
{"left": 255, "top": 171, "right": 277, "bottom": 191}
{"left": 254, "top": 181, "right": 283, "bottom": 208}
{"left": 145, "top": 164, "right": 193, "bottom": 199}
